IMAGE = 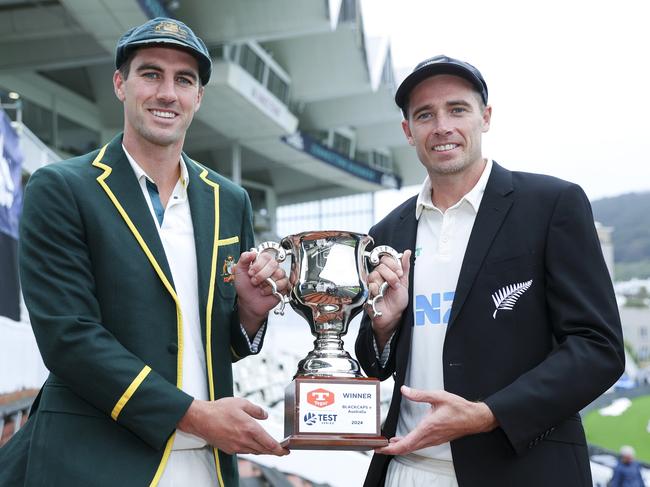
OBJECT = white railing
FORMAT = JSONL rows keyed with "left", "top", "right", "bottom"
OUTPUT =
{"left": 13, "top": 121, "right": 60, "bottom": 174}
{"left": 0, "top": 305, "right": 48, "bottom": 394}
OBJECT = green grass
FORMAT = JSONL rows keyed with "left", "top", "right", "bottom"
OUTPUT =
{"left": 584, "top": 395, "right": 650, "bottom": 462}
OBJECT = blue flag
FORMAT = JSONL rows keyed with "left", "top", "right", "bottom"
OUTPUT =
{"left": 0, "top": 108, "right": 23, "bottom": 240}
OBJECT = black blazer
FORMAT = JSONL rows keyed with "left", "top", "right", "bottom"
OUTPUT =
{"left": 355, "top": 162, "right": 624, "bottom": 487}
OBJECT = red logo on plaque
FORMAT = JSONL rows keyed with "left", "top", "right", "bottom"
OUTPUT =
{"left": 307, "top": 388, "right": 335, "bottom": 408}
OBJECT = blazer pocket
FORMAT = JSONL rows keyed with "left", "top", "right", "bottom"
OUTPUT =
{"left": 216, "top": 236, "right": 240, "bottom": 299}
{"left": 39, "top": 383, "right": 105, "bottom": 418}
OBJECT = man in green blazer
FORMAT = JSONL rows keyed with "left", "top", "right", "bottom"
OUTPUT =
{"left": 0, "top": 17, "right": 288, "bottom": 487}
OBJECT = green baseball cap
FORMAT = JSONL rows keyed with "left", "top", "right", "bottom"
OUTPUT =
{"left": 115, "top": 17, "right": 211, "bottom": 85}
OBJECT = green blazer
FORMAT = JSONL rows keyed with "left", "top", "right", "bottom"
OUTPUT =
{"left": 0, "top": 134, "right": 260, "bottom": 486}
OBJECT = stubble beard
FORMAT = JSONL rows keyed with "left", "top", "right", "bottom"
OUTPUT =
{"left": 426, "top": 152, "right": 472, "bottom": 176}
{"left": 134, "top": 114, "right": 186, "bottom": 148}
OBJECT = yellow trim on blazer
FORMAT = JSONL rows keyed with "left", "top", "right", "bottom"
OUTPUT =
{"left": 149, "top": 433, "right": 175, "bottom": 487}
{"left": 218, "top": 236, "right": 239, "bottom": 246}
{"left": 92, "top": 145, "right": 185, "bottom": 487}
{"left": 111, "top": 366, "right": 151, "bottom": 420}
{"left": 191, "top": 159, "right": 225, "bottom": 487}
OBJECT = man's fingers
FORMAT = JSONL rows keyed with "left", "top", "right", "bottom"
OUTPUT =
{"left": 369, "top": 264, "right": 401, "bottom": 290}
{"left": 241, "top": 425, "right": 284, "bottom": 455}
{"left": 251, "top": 430, "right": 289, "bottom": 456}
{"left": 234, "top": 402, "right": 288, "bottom": 455}
{"left": 249, "top": 254, "right": 276, "bottom": 277}
{"left": 272, "top": 276, "right": 289, "bottom": 293}
{"left": 382, "top": 429, "right": 426, "bottom": 455}
{"left": 368, "top": 281, "right": 380, "bottom": 297}
{"left": 378, "top": 421, "right": 435, "bottom": 455}
{"left": 400, "top": 250, "right": 412, "bottom": 283}
{"left": 237, "top": 250, "right": 257, "bottom": 270}
{"left": 375, "top": 436, "right": 416, "bottom": 456}
{"left": 241, "top": 250, "right": 271, "bottom": 273}
{"left": 380, "top": 253, "right": 403, "bottom": 275}
{"left": 240, "top": 400, "right": 268, "bottom": 420}
{"left": 400, "top": 385, "right": 441, "bottom": 404}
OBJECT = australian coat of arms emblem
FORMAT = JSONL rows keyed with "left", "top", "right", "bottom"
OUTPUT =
{"left": 222, "top": 255, "right": 235, "bottom": 283}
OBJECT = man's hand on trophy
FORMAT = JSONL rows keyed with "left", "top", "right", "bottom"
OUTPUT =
{"left": 374, "top": 386, "right": 497, "bottom": 456}
{"left": 366, "top": 249, "right": 411, "bottom": 350}
{"left": 235, "top": 250, "right": 288, "bottom": 334}
{"left": 178, "top": 398, "right": 289, "bottom": 456}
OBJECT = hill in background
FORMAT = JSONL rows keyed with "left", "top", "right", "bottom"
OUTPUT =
{"left": 591, "top": 191, "right": 650, "bottom": 281}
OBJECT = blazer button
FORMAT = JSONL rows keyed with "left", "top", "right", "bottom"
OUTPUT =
{"left": 168, "top": 343, "right": 179, "bottom": 354}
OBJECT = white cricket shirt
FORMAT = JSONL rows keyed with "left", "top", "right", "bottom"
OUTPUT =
{"left": 396, "top": 159, "right": 492, "bottom": 462}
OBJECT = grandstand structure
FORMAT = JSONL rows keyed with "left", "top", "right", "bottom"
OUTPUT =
{"left": 0, "top": 0, "right": 423, "bottom": 236}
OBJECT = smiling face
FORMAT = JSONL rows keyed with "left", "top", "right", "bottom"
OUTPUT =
{"left": 402, "top": 74, "right": 491, "bottom": 179}
{"left": 113, "top": 46, "right": 203, "bottom": 151}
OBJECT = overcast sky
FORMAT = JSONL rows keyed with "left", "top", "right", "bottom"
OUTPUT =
{"left": 361, "top": 0, "right": 650, "bottom": 208}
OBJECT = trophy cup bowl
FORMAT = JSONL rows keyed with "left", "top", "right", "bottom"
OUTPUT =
{"left": 254, "top": 231, "right": 402, "bottom": 450}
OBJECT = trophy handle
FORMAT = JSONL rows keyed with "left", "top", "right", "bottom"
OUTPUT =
{"left": 365, "top": 245, "right": 403, "bottom": 318}
{"left": 251, "top": 242, "right": 291, "bottom": 316}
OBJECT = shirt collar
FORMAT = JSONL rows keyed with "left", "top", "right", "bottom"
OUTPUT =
{"left": 415, "top": 158, "right": 493, "bottom": 220}
{"left": 122, "top": 144, "right": 189, "bottom": 190}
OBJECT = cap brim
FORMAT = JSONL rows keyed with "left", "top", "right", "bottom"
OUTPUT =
{"left": 126, "top": 37, "right": 194, "bottom": 50}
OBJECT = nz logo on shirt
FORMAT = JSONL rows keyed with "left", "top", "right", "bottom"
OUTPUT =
{"left": 415, "top": 291, "right": 455, "bottom": 326}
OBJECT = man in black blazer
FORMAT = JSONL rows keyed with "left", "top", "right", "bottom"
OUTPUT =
{"left": 355, "top": 55, "right": 624, "bottom": 486}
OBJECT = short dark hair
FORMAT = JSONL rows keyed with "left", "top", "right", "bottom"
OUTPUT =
{"left": 118, "top": 51, "right": 136, "bottom": 80}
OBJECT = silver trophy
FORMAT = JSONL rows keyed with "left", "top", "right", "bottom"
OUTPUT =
{"left": 255, "top": 231, "right": 402, "bottom": 379}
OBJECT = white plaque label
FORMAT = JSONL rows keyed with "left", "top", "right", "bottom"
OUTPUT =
{"left": 297, "top": 381, "right": 378, "bottom": 434}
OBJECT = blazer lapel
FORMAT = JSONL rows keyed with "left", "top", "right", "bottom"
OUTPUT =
{"left": 91, "top": 134, "right": 175, "bottom": 295}
{"left": 185, "top": 155, "right": 218, "bottom": 332}
{"left": 390, "top": 197, "right": 418, "bottom": 377}
{"left": 392, "top": 197, "right": 418, "bottom": 327}
{"left": 448, "top": 162, "right": 514, "bottom": 328}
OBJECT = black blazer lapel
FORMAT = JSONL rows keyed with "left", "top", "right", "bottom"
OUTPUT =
{"left": 387, "top": 197, "right": 418, "bottom": 385}
{"left": 91, "top": 135, "right": 175, "bottom": 294}
{"left": 449, "top": 162, "right": 514, "bottom": 328}
{"left": 392, "top": 197, "right": 418, "bottom": 332}
{"left": 374, "top": 196, "right": 419, "bottom": 435}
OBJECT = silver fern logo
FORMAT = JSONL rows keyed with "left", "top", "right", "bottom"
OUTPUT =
{"left": 491, "top": 280, "right": 533, "bottom": 318}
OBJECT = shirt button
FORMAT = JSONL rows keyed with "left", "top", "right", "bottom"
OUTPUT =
{"left": 167, "top": 343, "right": 179, "bottom": 354}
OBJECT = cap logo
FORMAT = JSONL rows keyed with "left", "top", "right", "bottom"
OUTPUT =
{"left": 154, "top": 20, "right": 188, "bottom": 39}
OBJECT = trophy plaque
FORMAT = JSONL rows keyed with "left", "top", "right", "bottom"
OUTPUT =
{"left": 254, "top": 231, "right": 402, "bottom": 450}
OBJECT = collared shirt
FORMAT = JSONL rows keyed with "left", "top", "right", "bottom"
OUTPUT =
{"left": 123, "top": 146, "right": 264, "bottom": 450}
{"left": 382, "top": 160, "right": 492, "bottom": 467}
{"left": 398, "top": 159, "right": 492, "bottom": 463}
{"left": 374, "top": 160, "right": 493, "bottom": 365}
{"left": 415, "top": 159, "right": 492, "bottom": 219}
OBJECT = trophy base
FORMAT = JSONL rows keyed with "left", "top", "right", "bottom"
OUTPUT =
{"left": 283, "top": 376, "right": 387, "bottom": 451}
{"left": 281, "top": 434, "right": 387, "bottom": 451}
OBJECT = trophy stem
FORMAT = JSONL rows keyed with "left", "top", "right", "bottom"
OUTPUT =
{"left": 314, "top": 330, "right": 344, "bottom": 352}
{"left": 295, "top": 329, "right": 362, "bottom": 379}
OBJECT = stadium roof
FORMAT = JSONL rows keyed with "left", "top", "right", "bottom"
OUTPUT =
{"left": 0, "top": 0, "right": 424, "bottom": 208}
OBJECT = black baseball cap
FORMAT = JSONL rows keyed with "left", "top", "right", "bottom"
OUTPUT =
{"left": 115, "top": 17, "right": 212, "bottom": 85}
{"left": 395, "top": 55, "right": 488, "bottom": 113}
